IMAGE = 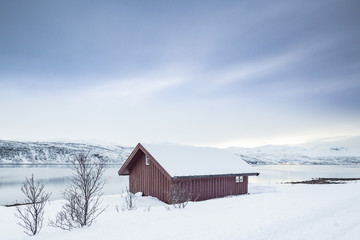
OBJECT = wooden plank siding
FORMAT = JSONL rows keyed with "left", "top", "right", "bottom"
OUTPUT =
{"left": 128, "top": 149, "right": 171, "bottom": 203}
{"left": 119, "top": 144, "right": 253, "bottom": 204}
{"left": 173, "top": 175, "right": 248, "bottom": 201}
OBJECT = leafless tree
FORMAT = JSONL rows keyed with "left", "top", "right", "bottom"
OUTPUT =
{"left": 15, "top": 174, "right": 51, "bottom": 236}
{"left": 49, "top": 153, "right": 106, "bottom": 230}
{"left": 166, "top": 182, "right": 199, "bottom": 209}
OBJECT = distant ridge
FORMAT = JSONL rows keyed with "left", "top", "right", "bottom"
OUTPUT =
{"left": 0, "top": 139, "right": 132, "bottom": 164}
{"left": 228, "top": 136, "right": 360, "bottom": 165}
{"left": 1, "top": 137, "right": 359, "bottom": 165}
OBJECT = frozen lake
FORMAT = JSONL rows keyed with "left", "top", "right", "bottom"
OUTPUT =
{"left": 1, "top": 164, "right": 360, "bottom": 205}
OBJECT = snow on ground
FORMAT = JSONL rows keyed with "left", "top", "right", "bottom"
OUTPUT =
{"left": 1, "top": 182, "right": 360, "bottom": 240}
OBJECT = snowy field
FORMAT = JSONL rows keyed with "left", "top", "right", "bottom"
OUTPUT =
{"left": 1, "top": 182, "right": 359, "bottom": 240}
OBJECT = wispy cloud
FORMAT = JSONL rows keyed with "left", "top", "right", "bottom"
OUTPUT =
{"left": 86, "top": 76, "right": 184, "bottom": 101}
{"left": 210, "top": 37, "right": 338, "bottom": 86}
{"left": 1, "top": 1, "right": 359, "bottom": 146}
{"left": 210, "top": 54, "right": 297, "bottom": 86}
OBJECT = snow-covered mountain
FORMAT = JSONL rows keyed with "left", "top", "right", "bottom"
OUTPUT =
{"left": 228, "top": 137, "right": 360, "bottom": 165}
{"left": 1, "top": 137, "right": 359, "bottom": 165}
{"left": 0, "top": 140, "right": 132, "bottom": 164}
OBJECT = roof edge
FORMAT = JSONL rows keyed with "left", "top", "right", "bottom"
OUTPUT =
{"left": 173, "top": 172, "right": 260, "bottom": 179}
{"left": 137, "top": 143, "right": 172, "bottom": 179}
{"left": 118, "top": 143, "right": 173, "bottom": 180}
{"left": 118, "top": 143, "right": 142, "bottom": 175}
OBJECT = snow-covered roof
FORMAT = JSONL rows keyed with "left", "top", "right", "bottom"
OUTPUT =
{"left": 141, "top": 143, "right": 259, "bottom": 178}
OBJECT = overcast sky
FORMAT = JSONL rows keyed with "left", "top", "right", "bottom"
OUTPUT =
{"left": 1, "top": 0, "right": 359, "bottom": 147}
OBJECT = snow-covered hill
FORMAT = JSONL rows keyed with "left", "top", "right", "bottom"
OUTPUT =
{"left": 1, "top": 137, "right": 359, "bottom": 165}
{"left": 0, "top": 140, "right": 132, "bottom": 164}
{"left": 229, "top": 137, "right": 360, "bottom": 165}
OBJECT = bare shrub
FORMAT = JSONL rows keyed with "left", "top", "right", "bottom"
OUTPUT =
{"left": 116, "top": 187, "right": 137, "bottom": 212}
{"left": 15, "top": 174, "right": 51, "bottom": 236}
{"left": 115, "top": 205, "right": 121, "bottom": 213}
{"left": 166, "top": 182, "right": 199, "bottom": 209}
{"left": 49, "top": 153, "right": 106, "bottom": 230}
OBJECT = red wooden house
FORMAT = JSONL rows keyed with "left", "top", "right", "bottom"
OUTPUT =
{"left": 118, "top": 143, "right": 259, "bottom": 203}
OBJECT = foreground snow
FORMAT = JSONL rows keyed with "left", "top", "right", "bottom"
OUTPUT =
{"left": 1, "top": 182, "right": 360, "bottom": 240}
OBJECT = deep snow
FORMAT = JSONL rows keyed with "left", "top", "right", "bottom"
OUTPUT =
{"left": 142, "top": 143, "right": 258, "bottom": 177}
{"left": 1, "top": 182, "right": 359, "bottom": 240}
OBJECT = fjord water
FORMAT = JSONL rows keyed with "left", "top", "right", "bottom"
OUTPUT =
{"left": 250, "top": 165, "right": 360, "bottom": 184}
{"left": 1, "top": 165, "right": 360, "bottom": 205}
{"left": 0, "top": 165, "right": 128, "bottom": 205}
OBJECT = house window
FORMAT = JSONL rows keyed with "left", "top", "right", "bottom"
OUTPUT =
{"left": 145, "top": 156, "right": 150, "bottom": 166}
{"left": 236, "top": 176, "right": 243, "bottom": 183}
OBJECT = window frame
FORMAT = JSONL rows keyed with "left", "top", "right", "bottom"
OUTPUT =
{"left": 239, "top": 176, "right": 243, "bottom": 182}
{"left": 236, "top": 176, "right": 243, "bottom": 183}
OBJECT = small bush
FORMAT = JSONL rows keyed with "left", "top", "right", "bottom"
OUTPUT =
{"left": 117, "top": 187, "right": 137, "bottom": 211}
{"left": 166, "top": 182, "right": 199, "bottom": 209}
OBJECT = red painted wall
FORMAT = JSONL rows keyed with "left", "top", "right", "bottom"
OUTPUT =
{"left": 128, "top": 150, "right": 171, "bottom": 203}
{"left": 127, "top": 147, "right": 249, "bottom": 203}
{"left": 173, "top": 175, "right": 248, "bottom": 201}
